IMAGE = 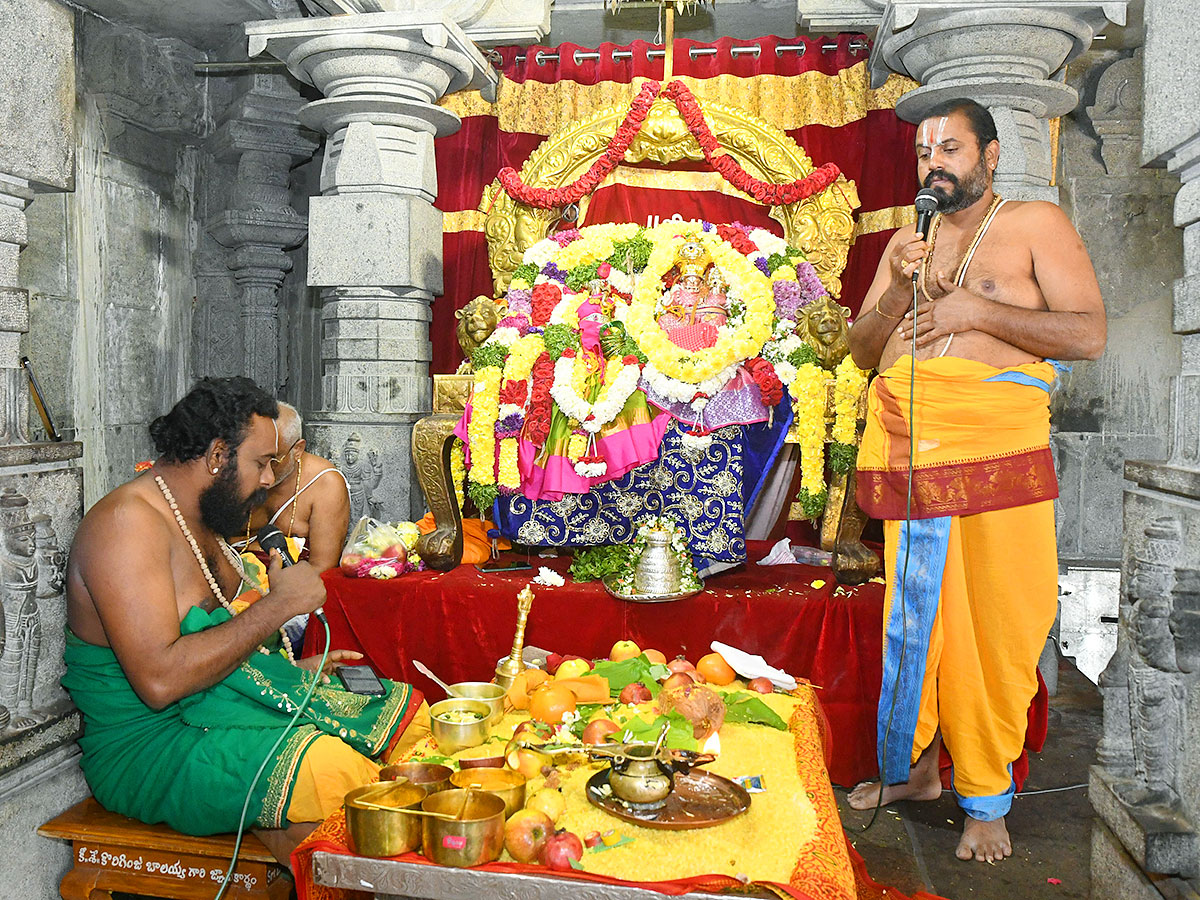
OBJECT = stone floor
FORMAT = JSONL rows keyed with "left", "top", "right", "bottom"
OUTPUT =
{"left": 838, "top": 652, "right": 1102, "bottom": 900}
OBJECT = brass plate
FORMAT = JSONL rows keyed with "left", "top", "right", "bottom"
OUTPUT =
{"left": 585, "top": 768, "right": 750, "bottom": 830}
{"left": 601, "top": 575, "right": 704, "bottom": 604}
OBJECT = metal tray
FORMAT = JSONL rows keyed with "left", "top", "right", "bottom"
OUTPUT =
{"left": 585, "top": 768, "right": 750, "bottom": 829}
{"left": 602, "top": 575, "right": 704, "bottom": 603}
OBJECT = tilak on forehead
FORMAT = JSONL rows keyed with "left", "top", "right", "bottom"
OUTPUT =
{"left": 918, "top": 116, "right": 954, "bottom": 148}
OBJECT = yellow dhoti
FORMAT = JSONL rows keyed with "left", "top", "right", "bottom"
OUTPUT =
{"left": 857, "top": 356, "right": 1062, "bottom": 820}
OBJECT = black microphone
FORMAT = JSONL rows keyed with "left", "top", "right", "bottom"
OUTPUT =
{"left": 257, "top": 524, "right": 326, "bottom": 624}
{"left": 913, "top": 188, "right": 940, "bottom": 282}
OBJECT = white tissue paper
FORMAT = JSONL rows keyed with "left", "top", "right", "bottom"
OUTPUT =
{"left": 756, "top": 538, "right": 801, "bottom": 566}
{"left": 710, "top": 640, "right": 798, "bottom": 690}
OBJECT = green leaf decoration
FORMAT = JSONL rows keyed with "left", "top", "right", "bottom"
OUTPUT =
{"left": 787, "top": 344, "right": 819, "bottom": 368}
{"left": 607, "top": 232, "right": 653, "bottom": 273}
{"left": 466, "top": 481, "right": 499, "bottom": 513}
{"left": 568, "top": 545, "right": 632, "bottom": 582}
{"left": 543, "top": 323, "right": 580, "bottom": 361}
{"left": 617, "top": 711, "right": 698, "bottom": 750}
{"left": 828, "top": 441, "right": 857, "bottom": 474}
{"left": 588, "top": 655, "right": 663, "bottom": 699}
{"left": 471, "top": 343, "right": 510, "bottom": 371}
{"left": 512, "top": 263, "right": 538, "bottom": 284}
{"left": 722, "top": 692, "right": 788, "bottom": 730}
{"left": 566, "top": 261, "right": 602, "bottom": 292}
{"left": 796, "top": 487, "right": 828, "bottom": 520}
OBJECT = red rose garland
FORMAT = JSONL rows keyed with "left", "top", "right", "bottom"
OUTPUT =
{"left": 497, "top": 79, "right": 842, "bottom": 210}
{"left": 524, "top": 352, "right": 556, "bottom": 446}
{"left": 745, "top": 357, "right": 784, "bottom": 408}
{"left": 530, "top": 282, "right": 562, "bottom": 326}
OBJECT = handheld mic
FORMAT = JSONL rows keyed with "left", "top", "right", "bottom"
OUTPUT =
{"left": 257, "top": 524, "right": 326, "bottom": 624}
{"left": 913, "top": 188, "right": 940, "bottom": 282}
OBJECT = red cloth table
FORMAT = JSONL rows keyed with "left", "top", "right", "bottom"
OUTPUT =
{"left": 305, "top": 541, "right": 885, "bottom": 786}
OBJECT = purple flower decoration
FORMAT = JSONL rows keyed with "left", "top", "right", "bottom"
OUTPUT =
{"left": 498, "top": 314, "right": 531, "bottom": 333}
{"left": 772, "top": 280, "right": 802, "bottom": 319}
{"left": 541, "top": 262, "right": 567, "bottom": 283}
{"left": 506, "top": 288, "right": 532, "bottom": 316}
{"left": 701, "top": 221, "right": 714, "bottom": 232}
{"left": 754, "top": 256, "right": 771, "bottom": 276}
{"left": 795, "top": 261, "right": 828, "bottom": 306}
{"left": 496, "top": 412, "right": 525, "bottom": 435}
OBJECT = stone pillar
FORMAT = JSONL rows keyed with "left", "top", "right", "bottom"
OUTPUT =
{"left": 869, "top": 1, "right": 1127, "bottom": 201}
{"left": 1090, "top": 2, "right": 1200, "bottom": 897}
{"left": 245, "top": 13, "right": 497, "bottom": 521}
{"left": 206, "top": 75, "right": 318, "bottom": 395}
{"left": 796, "top": 0, "right": 885, "bottom": 31}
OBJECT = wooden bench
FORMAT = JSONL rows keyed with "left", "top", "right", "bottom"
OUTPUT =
{"left": 38, "top": 798, "right": 290, "bottom": 900}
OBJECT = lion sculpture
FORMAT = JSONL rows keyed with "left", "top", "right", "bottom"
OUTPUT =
{"left": 455, "top": 295, "right": 507, "bottom": 374}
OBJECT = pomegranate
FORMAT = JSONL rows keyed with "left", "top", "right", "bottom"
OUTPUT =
{"left": 540, "top": 829, "right": 584, "bottom": 871}
{"left": 618, "top": 682, "right": 652, "bottom": 704}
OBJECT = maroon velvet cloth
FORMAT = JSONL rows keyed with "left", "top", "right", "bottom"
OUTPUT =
{"left": 306, "top": 542, "right": 883, "bottom": 786}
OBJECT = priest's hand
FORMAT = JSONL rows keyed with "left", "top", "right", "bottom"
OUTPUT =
{"left": 900, "top": 272, "right": 988, "bottom": 348}
{"left": 296, "top": 649, "right": 364, "bottom": 682}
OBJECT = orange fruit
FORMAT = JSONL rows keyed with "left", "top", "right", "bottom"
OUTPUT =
{"left": 529, "top": 683, "right": 577, "bottom": 725}
{"left": 505, "top": 667, "right": 552, "bottom": 710}
{"left": 642, "top": 649, "right": 667, "bottom": 665}
{"left": 696, "top": 651, "right": 736, "bottom": 686}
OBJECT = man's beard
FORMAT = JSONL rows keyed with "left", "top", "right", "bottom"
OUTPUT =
{"left": 924, "top": 153, "right": 990, "bottom": 214}
{"left": 199, "top": 460, "right": 267, "bottom": 536}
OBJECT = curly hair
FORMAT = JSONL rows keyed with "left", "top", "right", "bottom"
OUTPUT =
{"left": 149, "top": 377, "right": 278, "bottom": 464}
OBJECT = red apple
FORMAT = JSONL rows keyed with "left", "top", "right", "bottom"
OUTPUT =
{"left": 539, "top": 829, "right": 584, "bottom": 871}
{"left": 339, "top": 553, "right": 363, "bottom": 576}
{"left": 618, "top": 682, "right": 652, "bottom": 705}
{"left": 666, "top": 657, "right": 695, "bottom": 675}
{"left": 662, "top": 672, "right": 694, "bottom": 691}
{"left": 581, "top": 719, "right": 620, "bottom": 745}
{"left": 748, "top": 677, "right": 774, "bottom": 694}
{"left": 382, "top": 542, "right": 408, "bottom": 565}
{"left": 504, "top": 808, "right": 554, "bottom": 863}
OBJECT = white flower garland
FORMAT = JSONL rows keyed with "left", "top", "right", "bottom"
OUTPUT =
{"left": 550, "top": 352, "right": 642, "bottom": 434}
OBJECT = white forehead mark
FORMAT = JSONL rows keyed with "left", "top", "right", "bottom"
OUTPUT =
{"left": 918, "top": 116, "right": 952, "bottom": 149}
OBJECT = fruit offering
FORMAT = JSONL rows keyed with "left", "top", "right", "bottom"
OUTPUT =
{"left": 339, "top": 516, "right": 424, "bottom": 578}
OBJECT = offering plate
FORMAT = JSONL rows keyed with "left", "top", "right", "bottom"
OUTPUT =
{"left": 585, "top": 768, "right": 750, "bottom": 830}
{"left": 602, "top": 575, "right": 703, "bottom": 604}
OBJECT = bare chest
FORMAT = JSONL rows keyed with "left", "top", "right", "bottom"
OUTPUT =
{"left": 922, "top": 222, "right": 1046, "bottom": 310}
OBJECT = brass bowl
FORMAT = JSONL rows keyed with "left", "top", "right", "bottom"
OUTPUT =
{"left": 450, "top": 767, "right": 526, "bottom": 819}
{"left": 421, "top": 788, "right": 506, "bottom": 867}
{"left": 345, "top": 782, "right": 427, "bottom": 858}
{"left": 380, "top": 761, "right": 453, "bottom": 795}
{"left": 429, "top": 698, "right": 491, "bottom": 755}
{"left": 446, "top": 681, "right": 506, "bottom": 727}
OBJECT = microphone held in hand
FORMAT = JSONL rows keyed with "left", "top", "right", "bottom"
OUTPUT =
{"left": 257, "top": 524, "right": 326, "bottom": 624}
{"left": 913, "top": 188, "right": 940, "bottom": 282}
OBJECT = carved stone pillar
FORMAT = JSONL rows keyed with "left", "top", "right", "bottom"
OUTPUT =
{"left": 245, "top": 13, "right": 497, "bottom": 521}
{"left": 0, "top": 175, "right": 32, "bottom": 446}
{"left": 796, "top": 0, "right": 885, "bottom": 31}
{"left": 869, "top": 1, "right": 1127, "bottom": 201}
{"left": 206, "top": 75, "right": 318, "bottom": 395}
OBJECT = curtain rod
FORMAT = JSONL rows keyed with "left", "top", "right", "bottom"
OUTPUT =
{"left": 511, "top": 38, "right": 870, "bottom": 66}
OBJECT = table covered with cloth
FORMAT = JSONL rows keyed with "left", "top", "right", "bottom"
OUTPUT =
{"left": 292, "top": 686, "right": 944, "bottom": 900}
{"left": 304, "top": 542, "right": 884, "bottom": 787}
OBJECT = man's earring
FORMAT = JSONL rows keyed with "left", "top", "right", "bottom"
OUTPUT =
{"left": 211, "top": 467, "right": 219, "bottom": 474}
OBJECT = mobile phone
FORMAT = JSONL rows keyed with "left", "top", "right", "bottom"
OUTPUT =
{"left": 336, "top": 664, "right": 386, "bottom": 696}
{"left": 475, "top": 559, "right": 533, "bottom": 573}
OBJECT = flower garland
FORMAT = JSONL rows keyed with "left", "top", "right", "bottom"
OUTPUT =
{"left": 611, "top": 514, "right": 702, "bottom": 595}
{"left": 497, "top": 80, "right": 842, "bottom": 210}
{"left": 551, "top": 350, "right": 644, "bottom": 436}
{"left": 790, "top": 362, "right": 829, "bottom": 519}
{"left": 626, "top": 223, "right": 774, "bottom": 387}
{"left": 830, "top": 355, "right": 869, "bottom": 474}
{"left": 466, "top": 365, "right": 502, "bottom": 512}
{"left": 450, "top": 438, "right": 466, "bottom": 514}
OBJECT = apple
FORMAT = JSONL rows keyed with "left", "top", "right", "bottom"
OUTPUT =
{"left": 662, "top": 672, "right": 694, "bottom": 691}
{"left": 581, "top": 719, "right": 620, "bottom": 745}
{"left": 666, "top": 657, "right": 695, "bottom": 675}
{"left": 539, "top": 829, "right": 584, "bottom": 871}
{"left": 339, "top": 553, "right": 363, "bottom": 576}
{"left": 504, "top": 808, "right": 554, "bottom": 863}
{"left": 618, "top": 682, "right": 652, "bottom": 705}
{"left": 554, "top": 658, "right": 592, "bottom": 680}
{"left": 505, "top": 746, "right": 552, "bottom": 779}
{"left": 525, "top": 788, "right": 566, "bottom": 824}
{"left": 609, "top": 640, "right": 641, "bottom": 662}
{"left": 748, "top": 676, "right": 774, "bottom": 694}
{"left": 382, "top": 542, "right": 408, "bottom": 565}
{"left": 584, "top": 831, "right": 603, "bottom": 849}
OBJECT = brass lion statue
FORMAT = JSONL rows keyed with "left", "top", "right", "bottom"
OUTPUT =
{"left": 455, "top": 295, "right": 507, "bottom": 374}
{"left": 800, "top": 294, "right": 853, "bottom": 371}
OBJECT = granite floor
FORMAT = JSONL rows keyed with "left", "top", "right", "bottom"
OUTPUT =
{"left": 838, "top": 652, "right": 1102, "bottom": 900}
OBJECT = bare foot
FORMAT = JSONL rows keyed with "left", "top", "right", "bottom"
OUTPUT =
{"left": 956, "top": 816, "right": 1012, "bottom": 863}
{"left": 847, "top": 767, "right": 942, "bottom": 810}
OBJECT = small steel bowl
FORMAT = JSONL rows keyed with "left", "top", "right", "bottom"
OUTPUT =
{"left": 429, "top": 698, "right": 491, "bottom": 755}
{"left": 450, "top": 767, "right": 526, "bottom": 820}
{"left": 345, "top": 781, "right": 427, "bottom": 858}
{"left": 380, "top": 761, "right": 453, "bottom": 795}
{"left": 421, "top": 788, "right": 506, "bottom": 867}
{"left": 446, "top": 681, "right": 506, "bottom": 727}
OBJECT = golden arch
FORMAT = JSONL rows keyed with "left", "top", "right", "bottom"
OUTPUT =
{"left": 481, "top": 94, "right": 861, "bottom": 298}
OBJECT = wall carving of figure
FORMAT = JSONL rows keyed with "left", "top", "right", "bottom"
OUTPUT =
{"left": 1170, "top": 567, "right": 1200, "bottom": 675}
{"left": 455, "top": 296, "right": 506, "bottom": 373}
{"left": 799, "top": 294, "right": 852, "bottom": 370}
{"left": 337, "top": 433, "right": 384, "bottom": 524}
{"left": 1121, "top": 516, "right": 1186, "bottom": 809}
{"left": 0, "top": 488, "right": 46, "bottom": 731}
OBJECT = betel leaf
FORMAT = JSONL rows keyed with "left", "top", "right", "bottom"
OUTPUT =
{"left": 617, "top": 711, "right": 697, "bottom": 750}
{"left": 588, "top": 655, "right": 667, "bottom": 699}
{"left": 722, "top": 692, "right": 788, "bottom": 731}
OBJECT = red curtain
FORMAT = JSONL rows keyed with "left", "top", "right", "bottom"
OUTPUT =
{"left": 433, "top": 35, "right": 918, "bottom": 374}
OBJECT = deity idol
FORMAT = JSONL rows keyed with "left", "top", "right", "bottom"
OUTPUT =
{"left": 696, "top": 267, "right": 730, "bottom": 329}
{"left": 0, "top": 488, "right": 43, "bottom": 730}
{"left": 657, "top": 242, "right": 720, "bottom": 351}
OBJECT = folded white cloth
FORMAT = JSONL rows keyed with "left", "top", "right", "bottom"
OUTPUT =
{"left": 756, "top": 538, "right": 801, "bottom": 566}
{"left": 710, "top": 640, "right": 798, "bottom": 690}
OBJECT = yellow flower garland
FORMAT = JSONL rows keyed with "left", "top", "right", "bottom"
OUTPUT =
{"left": 450, "top": 438, "right": 466, "bottom": 512}
{"left": 503, "top": 334, "right": 546, "bottom": 385}
{"left": 832, "top": 356, "right": 868, "bottom": 445}
{"left": 789, "top": 362, "right": 828, "bottom": 515}
{"left": 626, "top": 224, "right": 774, "bottom": 384}
{"left": 498, "top": 438, "right": 521, "bottom": 491}
{"left": 467, "top": 366, "right": 502, "bottom": 489}
{"left": 553, "top": 222, "right": 640, "bottom": 270}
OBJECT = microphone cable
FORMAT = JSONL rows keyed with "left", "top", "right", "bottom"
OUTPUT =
{"left": 859, "top": 269, "right": 920, "bottom": 832}
{"left": 214, "top": 614, "right": 331, "bottom": 900}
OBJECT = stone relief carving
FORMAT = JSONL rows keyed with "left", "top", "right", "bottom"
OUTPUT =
{"left": 334, "top": 432, "right": 385, "bottom": 523}
{"left": 1086, "top": 52, "right": 1143, "bottom": 176}
{"left": 0, "top": 487, "right": 59, "bottom": 733}
{"left": 1170, "top": 567, "right": 1200, "bottom": 675}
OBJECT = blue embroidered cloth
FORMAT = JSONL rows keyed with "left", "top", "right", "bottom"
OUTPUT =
{"left": 494, "top": 406, "right": 791, "bottom": 565}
